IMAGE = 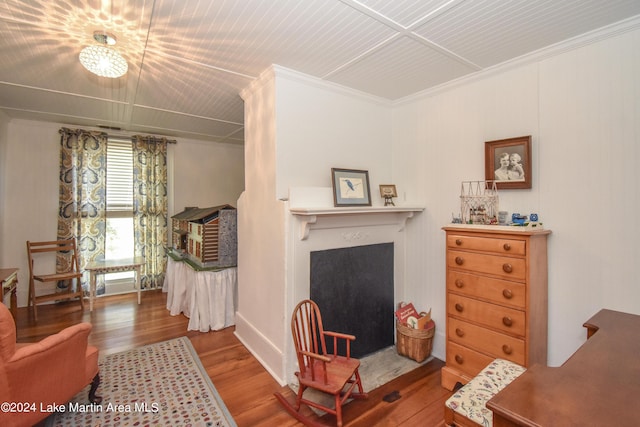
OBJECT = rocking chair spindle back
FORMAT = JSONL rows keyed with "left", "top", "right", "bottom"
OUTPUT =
{"left": 275, "top": 299, "right": 368, "bottom": 427}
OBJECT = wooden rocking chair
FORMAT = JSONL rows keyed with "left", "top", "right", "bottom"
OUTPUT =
{"left": 274, "top": 299, "right": 368, "bottom": 427}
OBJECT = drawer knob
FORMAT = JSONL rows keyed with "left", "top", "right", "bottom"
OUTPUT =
{"left": 503, "top": 243, "right": 511, "bottom": 251}
{"left": 502, "top": 289, "right": 513, "bottom": 299}
{"left": 502, "top": 316, "right": 513, "bottom": 327}
{"left": 455, "top": 239, "right": 462, "bottom": 246}
{"left": 455, "top": 328, "right": 465, "bottom": 337}
{"left": 455, "top": 279, "right": 464, "bottom": 288}
{"left": 455, "top": 303, "right": 464, "bottom": 313}
{"left": 502, "top": 263, "right": 513, "bottom": 273}
{"left": 455, "top": 256, "right": 464, "bottom": 266}
{"left": 455, "top": 354, "right": 464, "bottom": 364}
{"left": 502, "top": 344, "right": 513, "bottom": 355}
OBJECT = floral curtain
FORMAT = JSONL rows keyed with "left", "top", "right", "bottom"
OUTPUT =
{"left": 132, "top": 135, "right": 169, "bottom": 288}
{"left": 57, "top": 128, "right": 107, "bottom": 293}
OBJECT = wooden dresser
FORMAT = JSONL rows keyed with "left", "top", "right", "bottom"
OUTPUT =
{"left": 441, "top": 225, "right": 551, "bottom": 390}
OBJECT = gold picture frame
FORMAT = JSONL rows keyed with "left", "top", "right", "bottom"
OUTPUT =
{"left": 379, "top": 185, "right": 397, "bottom": 206}
{"left": 379, "top": 184, "right": 397, "bottom": 198}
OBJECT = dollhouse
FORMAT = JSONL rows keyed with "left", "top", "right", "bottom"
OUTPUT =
{"left": 171, "top": 205, "right": 237, "bottom": 268}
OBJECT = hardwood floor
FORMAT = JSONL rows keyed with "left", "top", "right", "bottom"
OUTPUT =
{"left": 16, "top": 290, "right": 452, "bottom": 426}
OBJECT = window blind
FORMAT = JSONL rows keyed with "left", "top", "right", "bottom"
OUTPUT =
{"left": 106, "top": 139, "right": 133, "bottom": 212}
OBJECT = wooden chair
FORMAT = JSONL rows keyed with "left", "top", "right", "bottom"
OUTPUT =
{"left": 27, "top": 239, "right": 84, "bottom": 321}
{"left": 274, "top": 299, "right": 368, "bottom": 427}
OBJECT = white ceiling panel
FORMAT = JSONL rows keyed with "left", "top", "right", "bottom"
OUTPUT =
{"left": 130, "top": 107, "right": 243, "bottom": 142}
{"left": 414, "top": 0, "right": 640, "bottom": 68}
{"left": 0, "top": 21, "right": 134, "bottom": 101}
{"left": 0, "top": 84, "right": 130, "bottom": 123}
{"left": 4, "top": 109, "right": 128, "bottom": 131}
{"left": 328, "top": 35, "right": 475, "bottom": 99}
{"left": 0, "top": 0, "right": 638, "bottom": 143}
{"left": 134, "top": 51, "right": 248, "bottom": 121}
{"left": 148, "top": 0, "right": 398, "bottom": 78}
{"left": 355, "top": 0, "right": 457, "bottom": 27}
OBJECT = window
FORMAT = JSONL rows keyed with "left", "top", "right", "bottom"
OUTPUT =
{"left": 105, "top": 138, "right": 134, "bottom": 287}
{"left": 58, "top": 129, "right": 170, "bottom": 292}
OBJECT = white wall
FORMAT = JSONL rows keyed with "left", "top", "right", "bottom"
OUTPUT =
{"left": 273, "top": 66, "right": 393, "bottom": 201}
{"left": 538, "top": 28, "right": 640, "bottom": 363}
{"left": 236, "top": 66, "right": 394, "bottom": 383}
{"left": 392, "top": 27, "right": 640, "bottom": 366}
{"left": 235, "top": 68, "right": 288, "bottom": 382}
{"left": 1, "top": 120, "right": 61, "bottom": 306}
{"left": 170, "top": 136, "right": 245, "bottom": 213}
{"left": 0, "top": 111, "right": 10, "bottom": 262}
{"left": 0, "top": 119, "right": 244, "bottom": 307}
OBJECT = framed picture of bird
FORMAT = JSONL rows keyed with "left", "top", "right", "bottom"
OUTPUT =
{"left": 331, "top": 168, "right": 371, "bottom": 207}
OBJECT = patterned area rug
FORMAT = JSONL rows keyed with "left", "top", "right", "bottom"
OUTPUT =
{"left": 46, "top": 337, "right": 236, "bottom": 427}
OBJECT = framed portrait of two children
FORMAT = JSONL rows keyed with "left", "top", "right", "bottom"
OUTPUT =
{"left": 485, "top": 135, "right": 532, "bottom": 189}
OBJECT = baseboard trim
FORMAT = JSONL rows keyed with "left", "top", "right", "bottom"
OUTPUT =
{"left": 234, "top": 311, "right": 287, "bottom": 386}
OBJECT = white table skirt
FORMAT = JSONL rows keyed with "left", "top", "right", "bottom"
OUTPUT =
{"left": 163, "top": 257, "right": 237, "bottom": 332}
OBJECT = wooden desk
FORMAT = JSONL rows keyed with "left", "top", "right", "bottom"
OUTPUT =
{"left": 85, "top": 257, "right": 144, "bottom": 311}
{"left": 487, "top": 309, "right": 640, "bottom": 426}
{"left": 1, "top": 268, "right": 18, "bottom": 319}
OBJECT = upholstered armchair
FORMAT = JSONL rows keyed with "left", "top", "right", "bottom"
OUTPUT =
{"left": 0, "top": 304, "right": 101, "bottom": 426}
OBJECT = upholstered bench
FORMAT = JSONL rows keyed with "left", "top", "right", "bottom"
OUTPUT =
{"left": 444, "top": 359, "right": 526, "bottom": 427}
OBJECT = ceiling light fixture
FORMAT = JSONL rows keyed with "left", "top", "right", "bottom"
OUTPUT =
{"left": 79, "top": 31, "right": 128, "bottom": 78}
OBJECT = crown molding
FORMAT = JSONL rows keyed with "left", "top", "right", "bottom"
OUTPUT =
{"left": 395, "top": 14, "right": 640, "bottom": 106}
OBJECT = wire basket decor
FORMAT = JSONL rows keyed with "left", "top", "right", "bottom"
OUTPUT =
{"left": 460, "top": 181, "right": 499, "bottom": 224}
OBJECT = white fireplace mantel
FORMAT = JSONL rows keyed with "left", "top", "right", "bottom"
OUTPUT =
{"left": 284, "top": 188, "right": 424, "bottom": 385}
{"left": 290, "top": 206, "right": 424, "bottom": 240}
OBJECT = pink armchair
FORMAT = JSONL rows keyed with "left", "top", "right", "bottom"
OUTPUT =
{"left": 0, "top": 304, "right": 101, "bottom": 426}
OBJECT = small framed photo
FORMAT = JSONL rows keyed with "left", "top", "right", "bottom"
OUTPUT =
{"left": 331, "top": 168, "right": 371, "bottom": 207}
{"left": 485, "top": 135, "right": 532, "bottom": 189}
{"left": 379, "top": 184, "right": 397, "bottom": 198}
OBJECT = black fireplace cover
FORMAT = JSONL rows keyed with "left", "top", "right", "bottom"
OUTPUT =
{"left": 310, "top": 243, "right": 394, "bottom": 358}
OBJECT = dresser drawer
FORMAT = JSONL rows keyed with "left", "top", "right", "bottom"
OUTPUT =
{"left": 447, "top": 250, "right": 526, "bottom": 281}
{"left": 447, "top": 270, "right": 525, "bottom": 309}
{"left": 448, "top": 317, "right": 525, "bottom": 365}
{"left": 447, "top": 234, "right": 526, "bottom": 256}
{"left": 446, "top": 341, "right": 494, "bottom": 378}
{"left": 447, "top": 294, "right": 525, "bottom": 337}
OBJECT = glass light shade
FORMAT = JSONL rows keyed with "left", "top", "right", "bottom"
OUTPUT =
{"left": 79, "top": 45, "right": 128, "bottom": 78}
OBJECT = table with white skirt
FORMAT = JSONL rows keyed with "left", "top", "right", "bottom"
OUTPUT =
{"left": 162, "top": 256, "right": 237, "bottom": 332}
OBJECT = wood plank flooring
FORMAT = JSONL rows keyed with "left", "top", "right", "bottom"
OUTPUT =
{"left": 16, "top": 290, "right": 452, "bottom": 426}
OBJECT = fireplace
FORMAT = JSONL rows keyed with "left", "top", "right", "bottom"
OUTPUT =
{"left": 310, "top": 243, "right": 395, "bottom": 358}
{"left": 283, "top": 187, "right": 423, "bottom": 384}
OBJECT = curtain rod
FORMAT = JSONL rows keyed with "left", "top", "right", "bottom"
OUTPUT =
{"left": 61, "top": 126, "right": 177, "bottom": 144}
{"left": 106, "top": 132, "right": 177, "bottom": 144}
{"left": 95, "top": 126, "right": 176, "bottom": 144}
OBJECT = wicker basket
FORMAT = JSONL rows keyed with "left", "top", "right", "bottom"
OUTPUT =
{"left": 396, "top": 320, "right": 435, "bottom": 363}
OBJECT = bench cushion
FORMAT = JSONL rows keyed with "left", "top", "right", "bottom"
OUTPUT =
{"left": 445, "top": 358, "right": 526, "bottom": 426}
